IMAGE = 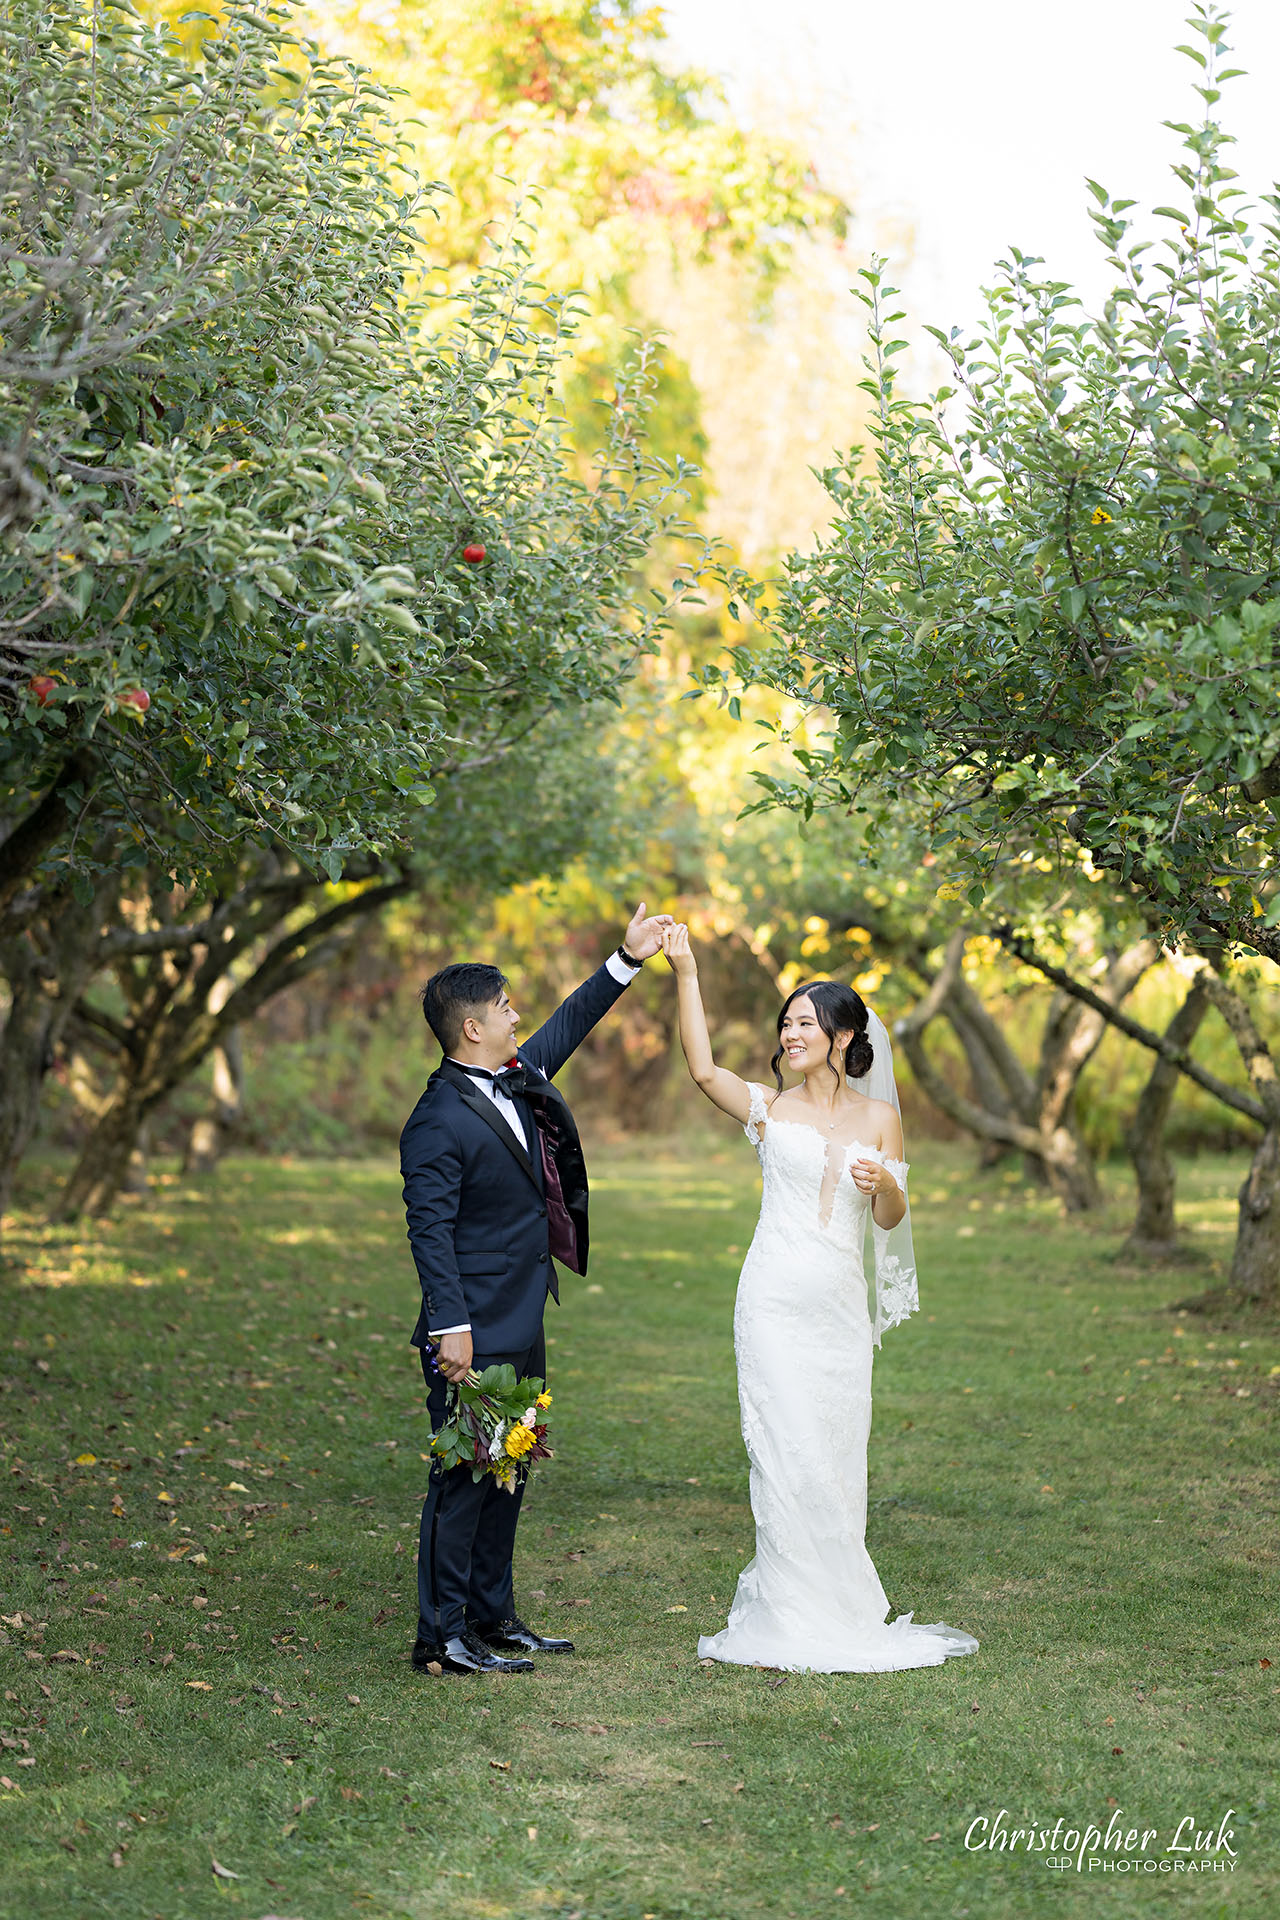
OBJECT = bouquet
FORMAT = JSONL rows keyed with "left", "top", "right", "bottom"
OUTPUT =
{"left": 430, "top": 1363, "right": 553, "bottom": 1493}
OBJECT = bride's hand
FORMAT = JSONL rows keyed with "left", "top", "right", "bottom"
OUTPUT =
{"left": 850, "top": 1156, "right": 894, "bottom": 1197}
{"left": 661, "top": 922, "right": 698, "bottom": 977}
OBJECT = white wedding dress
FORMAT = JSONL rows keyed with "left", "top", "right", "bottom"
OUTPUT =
{"left": 697, "top": 1083, "right": 979, "bottom": 1674}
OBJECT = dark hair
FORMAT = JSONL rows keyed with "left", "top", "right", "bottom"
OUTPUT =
{"left": 770, "top": 979, "right": 873, "bottom": 1091}
{"left": 419, "top": 962, "right": 507, "bottom": 1054}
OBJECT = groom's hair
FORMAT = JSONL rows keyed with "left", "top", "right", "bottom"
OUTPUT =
{"left": 420, "top": 962, "right": 508, "bottom": 1054}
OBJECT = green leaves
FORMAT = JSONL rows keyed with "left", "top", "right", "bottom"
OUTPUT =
{"left": 735, "top": 4, "right": 1280, "bottom": 960}
{"left": 1, "top": 0, "right": 690, "bottom": 899}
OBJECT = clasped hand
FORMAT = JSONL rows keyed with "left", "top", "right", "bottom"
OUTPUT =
{"left": 849, "top": 1156, "right": 896, "bottom": 1199}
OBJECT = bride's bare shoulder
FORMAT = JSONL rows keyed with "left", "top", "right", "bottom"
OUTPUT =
{"left": 860, "top": 1095, "right": 904, "bottom": 1154}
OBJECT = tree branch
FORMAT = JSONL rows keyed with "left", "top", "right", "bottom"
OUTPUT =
{"left": 0, "top": 750, "right": 97, "bottom": 914}
{"left": 995, "top": 927, "right": 1267, "bottom": 1125}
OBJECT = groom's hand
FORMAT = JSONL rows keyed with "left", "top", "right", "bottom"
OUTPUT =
{"left": 437, "top": 1330, "right": 473, "bottom": 1383}
{"left": 622, "top": 899, "right": 674, "bottom": 961}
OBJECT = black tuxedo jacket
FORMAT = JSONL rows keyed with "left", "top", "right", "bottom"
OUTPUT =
{"left": 399, "top": 961, "right": 629, "bottom": 1354}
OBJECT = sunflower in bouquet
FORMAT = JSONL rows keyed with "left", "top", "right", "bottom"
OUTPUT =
{"left": 430, "top": 1363, "right": 553, "bottom": 1492}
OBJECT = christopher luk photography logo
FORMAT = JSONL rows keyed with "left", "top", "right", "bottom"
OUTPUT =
{"left": 964, "top": 1806, "right": 1239, "bottom": 1874}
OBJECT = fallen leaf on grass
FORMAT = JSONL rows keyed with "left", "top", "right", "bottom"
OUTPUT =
{"left": 110, "top": 1848, "right": 126, "bottom": 1868}
{"left": 339, "top": 1786, "right": 362, "bottom": 1801}
{"left": 225, "top": 1482, "right": 250, "bottom": 1494}
{"left": 211, "top": 1858, "right": 240, "bottom": 1879}
{"left": 346, "top": 1693, "right": 360, "bottom": 1705}
{"left": 1262, "top": 1659, "right": 1272, "bottom": 1669}
{"left": 925, "top": 1832, "right": 941, "bottom": 1842}
{"left": 731, "top": 1780, "right": 745, "bottom": 1793}
{"left": 584, "top": 1724, "right": 608, "bottom": 1736}
{"left": 49, "top": 1650, "right": 82, "bottom": 1664}
{"left": 0, "top": 1777, "right": 20, "bottom": 1792}
{"left": 691, "top": 1741, "right": 724, "bottom": 1749}
{"left": 489, "top": 1760, "right": 512, "bottom": 1771}
{"left": 526, "top": 1825, "right": 538, "bottom": 1841}
{"left": 186, "top": 1681, "right": 213, "bottom": 1691}
{"left": 664, "top": 1605, "right": 688, "bottom": 1614}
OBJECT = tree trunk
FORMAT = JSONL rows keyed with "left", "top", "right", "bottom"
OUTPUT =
{"left": 1231, "top": 1126, "right": 1280, "bottom": 1305}
{"left": 183, "top": 1029, "right": 244, "bottom": 1174}
{"left": 1038, "top": 1123, "right": 1102, "bottom": 1212}
{"left": 0, "top": 876, "right": 115, "bottom": 1227}
{"left": 1031, "top": 939, "right": 1160, "bottom": 1212}
{"left": 1122, "top": 979, "right": 1211, "bottom": 1261}
{"left": 897, "top": 929, "right": 1158, "bottom": 1211}
{"left": 55, "top": 873, "right": 409, "bottom": 1220}
{"left": 55, "top": 1085, "right": 150, "bottom": 1219}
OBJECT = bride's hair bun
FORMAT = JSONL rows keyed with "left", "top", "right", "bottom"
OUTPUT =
{"left": 845, "top": 1020, "right": 874, "bottom": 1081}
{"left": 771, "top": 978, "right": 874, "bottom": 1089}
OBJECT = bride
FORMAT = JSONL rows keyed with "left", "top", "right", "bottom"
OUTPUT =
{"left": 662, "top": 922, "right": 978, "bottom": 1673}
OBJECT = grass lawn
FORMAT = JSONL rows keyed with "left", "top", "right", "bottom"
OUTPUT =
{"left": 0, "top": 1135, "right": 1276, "bottom": 1920}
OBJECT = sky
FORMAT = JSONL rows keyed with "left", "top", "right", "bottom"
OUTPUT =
{"left": 661, "top": 0, "right": 1280, "bottom": 349}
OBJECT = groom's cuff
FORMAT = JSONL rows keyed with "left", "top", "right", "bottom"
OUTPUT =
{"left": 429, "top": 1323, "right": 471, "bottom": 1336}
{"left": 605, "top": 948, "right": 642, "bottom": 985}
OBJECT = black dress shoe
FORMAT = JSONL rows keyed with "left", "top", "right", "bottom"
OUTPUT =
{"left": 469, "top": 1613, "right": 575, "bottom": 1655}
{"left": 412, "top": 1628, "right": 534, "bottom": 1675}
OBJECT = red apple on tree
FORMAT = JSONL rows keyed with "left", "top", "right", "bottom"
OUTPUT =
{"left": 120, "top": 687, "right": 151, "bottom": 715}
{"left": 461, "top": 542, "right": 486, "bottom": 564}
{"left": 28, "top": 675, "right": 57, "bottom": 707}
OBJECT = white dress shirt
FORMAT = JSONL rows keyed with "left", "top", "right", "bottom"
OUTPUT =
{"left": 428, "top": 947, "right": 640, "bottom": 1337}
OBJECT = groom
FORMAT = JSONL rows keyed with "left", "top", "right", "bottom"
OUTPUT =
{"left": 401, "top": 903, "right": 672, "bottom": 1675}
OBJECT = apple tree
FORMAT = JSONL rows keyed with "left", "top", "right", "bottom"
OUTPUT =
{"left": 0, "top": 0, "right": 698, "bottom": 1219}
{"left": 713, "top": 9, "right": 1280, "bottom": 1298}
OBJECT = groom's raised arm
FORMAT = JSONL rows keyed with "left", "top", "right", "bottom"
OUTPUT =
{"left": 400, "top": 1109, "right": 468, "bottom": 1336}
{"left": 521, "top": 902, "right": 673, "bottom": 1080}
{"left": 521, "top": 955, "right": 635, "bottom": 1080}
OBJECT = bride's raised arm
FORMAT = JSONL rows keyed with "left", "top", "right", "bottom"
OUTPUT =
{"left": 662, "top": 923, "right": 756, "bottom": 1126}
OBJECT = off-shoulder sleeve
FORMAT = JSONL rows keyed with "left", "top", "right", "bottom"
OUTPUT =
{"left": 744, "top": 1082, "right": 769, "bottom": 1150}
{"left": 882, "top": 1154, "right": 909, "bottom": 1190}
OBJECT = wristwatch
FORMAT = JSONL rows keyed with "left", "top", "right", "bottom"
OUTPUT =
{"left": 616, "top": 943, "right": 644, "bottom": 969}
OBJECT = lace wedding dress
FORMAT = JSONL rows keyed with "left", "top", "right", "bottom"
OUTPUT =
{"left": 697, "top": 1083, "right": 979, "bottom": 1674}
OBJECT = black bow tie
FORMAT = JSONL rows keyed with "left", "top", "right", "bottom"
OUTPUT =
{"left": 456, "top": 1060, "right": 536, "bottom": 1097}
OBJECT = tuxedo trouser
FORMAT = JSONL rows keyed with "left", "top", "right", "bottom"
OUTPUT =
{"left": 416, "top": 1332, "right": 546, "bottom": 1642}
